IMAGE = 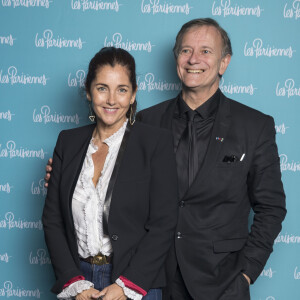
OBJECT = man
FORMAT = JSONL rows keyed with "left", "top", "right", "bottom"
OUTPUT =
{"left": 45, "top": 18, "right": 286, "bottom": 300}
{"left": 136, "top": 18, "right": 286, "bottom": 300}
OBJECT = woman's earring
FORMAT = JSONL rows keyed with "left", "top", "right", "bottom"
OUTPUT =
{"left": 129, "top": 104, "right": 135, "bottom": 125}
{"left": 88, "top": 103, "right": 95, "bottom": 122}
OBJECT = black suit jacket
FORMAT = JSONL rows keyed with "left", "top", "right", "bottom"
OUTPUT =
{"left": 137, "top": 92, "right": 286, "bottom": 300}
{"left": 42, "top": 122, "right": 178, "bottom": 294}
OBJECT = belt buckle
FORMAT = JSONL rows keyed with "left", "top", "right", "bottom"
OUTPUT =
{"left": 92, "top": 254, "right": 107, "bottom": 265}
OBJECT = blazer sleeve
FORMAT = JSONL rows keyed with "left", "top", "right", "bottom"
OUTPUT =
{"left": 121, "top": 129, "right": 178, "bottom": 291}
{"left": 42, "top": 131, "right": 83, "bottom": 294}
{"left": 241, "top": 116, "right": 286, "bottom": 282}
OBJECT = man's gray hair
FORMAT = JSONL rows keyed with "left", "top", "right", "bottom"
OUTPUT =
{"left": 173, "top": 18, "right": 233, "bottom": 59}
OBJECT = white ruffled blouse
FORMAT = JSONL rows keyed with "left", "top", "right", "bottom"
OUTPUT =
{"left": 57, "top": 120, "right": 142, "bottom": 300}
{"left": 72, "top": 120, "right": 127, "bottom": 258}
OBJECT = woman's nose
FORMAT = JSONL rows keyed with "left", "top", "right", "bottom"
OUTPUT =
{"left": 106, "top": 93, "right": 116, "bottom": 105}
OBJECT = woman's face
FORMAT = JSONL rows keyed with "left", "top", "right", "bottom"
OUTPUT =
{"left": 87, "top": 64, "right": 136, "bottom": 131}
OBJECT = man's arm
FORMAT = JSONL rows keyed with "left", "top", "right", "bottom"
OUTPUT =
{"left": 121, "top": 129, "right": 178, "bottom": 291}
{"left": 241, "top": 116, "right": 286, "bottom": 283}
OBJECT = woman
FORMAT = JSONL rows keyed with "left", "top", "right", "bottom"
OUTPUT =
{"left": 42, "top": 47, "right": 178, "bottom": 300}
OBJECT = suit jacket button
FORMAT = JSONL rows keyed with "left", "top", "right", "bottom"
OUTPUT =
{"left": 177, "top": 232, "right": 182, "bottom": 239}
{"left": 179, "top": 201, "right": 185, "bottom": 207}
{"left": 111, "top": 234, "right": 118, "bottom": 241}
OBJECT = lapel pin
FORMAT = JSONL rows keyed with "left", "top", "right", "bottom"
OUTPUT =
{"left": 216, "top": 137, "right": 224, "bottom": 142}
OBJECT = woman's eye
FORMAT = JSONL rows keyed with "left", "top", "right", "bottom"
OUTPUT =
{"left": 97, "top": 86, "right": 106, "bottom": 91}
{"left": 119, "top": 88, "right": 127, "bottom": 93}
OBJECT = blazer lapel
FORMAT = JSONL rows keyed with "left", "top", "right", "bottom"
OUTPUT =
{"left": 62, "top": 125, "right": 95, "bottom": 228}
{"left": 102, "top": 122, "right": 132, "bottom": 235}
{"left": 184, "top": 92, "right": 231, "bottom": 197}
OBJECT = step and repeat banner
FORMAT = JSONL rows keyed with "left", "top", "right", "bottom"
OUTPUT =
{"left": 0, "top": 1, "right": 299, "bottom": 299}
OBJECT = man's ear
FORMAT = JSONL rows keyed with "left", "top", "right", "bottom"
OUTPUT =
{"left": 219, "top": 54, "right": 231, "bottom": 76}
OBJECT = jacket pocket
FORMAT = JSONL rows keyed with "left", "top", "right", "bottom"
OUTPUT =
{"left": 216, "top": 161, "right": 244, "bottom": 168}
{"left": 213, "top": 238, "right": 247, "bottom": 253}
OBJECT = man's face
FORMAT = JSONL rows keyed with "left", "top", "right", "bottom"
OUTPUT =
{"left": 176, "top": 25, "right": 230, "bottom": 96}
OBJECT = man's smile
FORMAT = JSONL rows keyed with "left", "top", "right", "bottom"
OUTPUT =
{"left": 187, "top": 69, "right": 205, "bottom": 73}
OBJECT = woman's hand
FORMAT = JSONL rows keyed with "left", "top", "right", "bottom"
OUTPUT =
{"left": 75, "top": 287, "right": 101, "bottom": 300}
{"left": 91, "top": 283, "right": 127, "bottom": 300}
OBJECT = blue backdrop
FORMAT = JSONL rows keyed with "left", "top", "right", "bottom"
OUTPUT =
{"left": 0, "top": 1, "right": 299, "bottom": 299}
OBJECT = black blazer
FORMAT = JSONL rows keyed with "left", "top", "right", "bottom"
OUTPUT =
{"left": 42, "top": 122, "right": 178, "bottom": 294}
{"left": 137, "top": 92, "right": 286, "bottom": 300}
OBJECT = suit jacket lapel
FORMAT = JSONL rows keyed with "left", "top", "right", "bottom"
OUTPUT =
{"left": 160, "top": 95, "right": 179, "bottom": 152}
{"left": 184, "top": 92, "right": 231, "bottom": 197}
{"left": 160, "top": 95, "right": 178, "bottom": 130}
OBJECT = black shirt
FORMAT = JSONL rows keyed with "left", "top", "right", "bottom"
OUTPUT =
{"left": 173, "top": 89, "right": 220, "bottom": 180}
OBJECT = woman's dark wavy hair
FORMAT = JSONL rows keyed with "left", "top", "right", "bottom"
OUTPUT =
{"left": 85, "top": 47, "right": 137, "bottom": 118}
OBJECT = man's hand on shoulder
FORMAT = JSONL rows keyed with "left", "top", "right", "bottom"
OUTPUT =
{"left": 44, "top": 158, "right": 53, "bottom": 188}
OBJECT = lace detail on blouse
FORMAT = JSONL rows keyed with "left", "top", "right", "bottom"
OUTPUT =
{"left": 116, "top": 278, "right": 143, "bottom": 300}
{"left": 57, "top": 280, "right": 93, "bottom": 299}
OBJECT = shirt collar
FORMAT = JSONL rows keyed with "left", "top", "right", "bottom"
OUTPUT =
{"left": 91, "top": 119, "right": 128, "bottom": 150}
{"left": 104, "top": 119, "right": 128, "bottom": 147}
{"left": 176, "top": 89, "right": 220, "bottom": 120}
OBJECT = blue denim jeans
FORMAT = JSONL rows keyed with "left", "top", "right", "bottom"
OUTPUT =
{"left": 80, "top": 260, "right": 162, "bottom": 300}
